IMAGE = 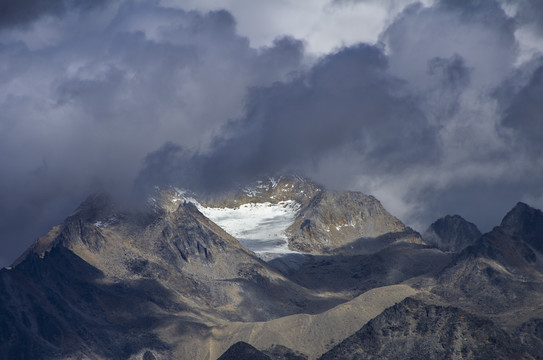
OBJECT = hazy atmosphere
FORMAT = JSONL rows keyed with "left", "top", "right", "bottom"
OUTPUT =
{"left": 1, "top": 0, "right": 543, "bottom": 268}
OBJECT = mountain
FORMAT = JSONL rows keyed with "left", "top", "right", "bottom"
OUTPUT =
{"left": 423, "top": 214, "right": 481, "bottom": 252}
{"left": 11, "top": 192, "right": 335, "bottom": 321}
{"left": 286, "top": 190, "right": 423, "bottom": 254}
{"left": 2, "top": 177, "right": 543, "bottom": 359}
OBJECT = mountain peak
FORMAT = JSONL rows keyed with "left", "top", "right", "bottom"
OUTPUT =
{"left": 423, "top": 214, "right": 481, "bottom": 252}
{"left": 197, "top": 174, "right": 323, "bottom": 209}
{"left": 501, "top": 202, "right": 541, "bottom": 227}
{"left": 500, "top": 202, "right": 543, "bottom": 253}
{"left": 218, "top": 342, "right": 271, "bottom": 360}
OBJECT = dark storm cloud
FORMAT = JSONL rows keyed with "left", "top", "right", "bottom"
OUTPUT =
{"left": 0, "top": 0, "right": 106, "bottom": 29}
{"left": 136, "top": 43, "right": 437, "bottom": 192}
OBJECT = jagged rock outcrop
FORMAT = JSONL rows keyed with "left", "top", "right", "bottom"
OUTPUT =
{"left": 423, "top": 214, "right": 481, "bottom": 252}
{"left": 318, "top": 297, "right": 527, "bottom": 360}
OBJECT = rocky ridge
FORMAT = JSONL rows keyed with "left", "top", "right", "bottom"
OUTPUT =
{"left": 174, "top": 175, "right": 424, "bottom": 255}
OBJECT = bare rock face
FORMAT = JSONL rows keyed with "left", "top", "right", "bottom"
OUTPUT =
{"left": 423, "top": 214, "right": 481, "bottom": 252}
{"left": 319, "top": 297, "right": 527, "bottom": 360}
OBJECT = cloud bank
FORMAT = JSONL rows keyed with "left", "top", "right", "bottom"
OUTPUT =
{"left": 1, "top": 0, "right": 543, "bottom": 267}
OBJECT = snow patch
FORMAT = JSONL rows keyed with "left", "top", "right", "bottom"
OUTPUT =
{"left": 166, "top": 188, "right": 302, "bottom": 258}
{"left": 198, "top": 200, "right": 301, "bottom": 257}
{"left": 334, "top": 220, "right": 356, "bottom": 231}
{"left": 269, "top": 176, "right": 280, "bottom": 188}
{"left": 172, "top": 188, "right": 198, "bottom": 204}
{"left": 94, "top": 217, "right": 117, "bottom": 228}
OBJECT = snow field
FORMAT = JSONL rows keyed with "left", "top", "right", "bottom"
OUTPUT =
{"left": 198, "top": 201, "right": 301, "bottom": 255}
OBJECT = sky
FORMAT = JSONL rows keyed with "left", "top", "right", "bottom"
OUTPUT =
{"left": 1, "top": 0, "right": 543, "bottom": 268}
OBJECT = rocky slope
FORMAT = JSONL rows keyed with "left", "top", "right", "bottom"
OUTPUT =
{"left": 199, "top": 284, "right": 418, "bottom": 360}
{"left": 318, "top": 297, "right": 527, "bottom": 360}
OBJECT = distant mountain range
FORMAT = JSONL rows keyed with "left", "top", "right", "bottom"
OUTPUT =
{"left": 1, "top": 176, "right": 542, "bottom": 359}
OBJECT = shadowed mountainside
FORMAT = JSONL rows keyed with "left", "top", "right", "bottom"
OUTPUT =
{"left": 317, "top": 297, "right": 527, "bottom": 360}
